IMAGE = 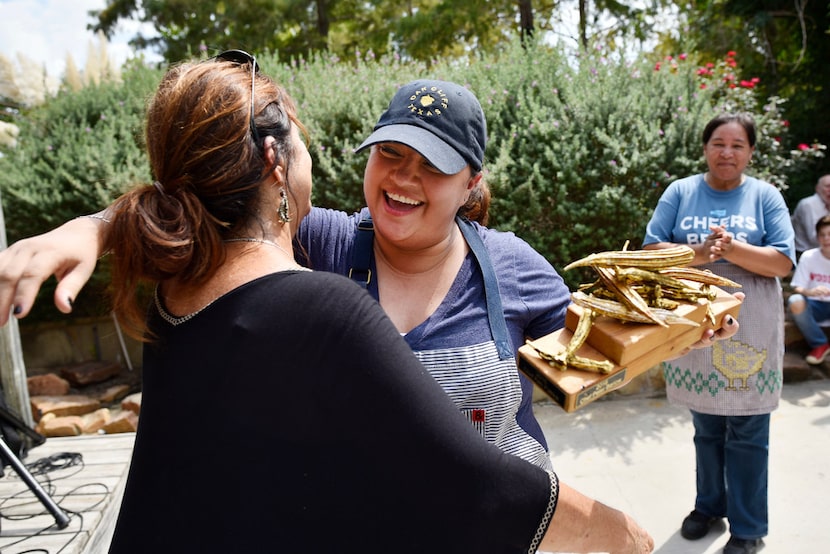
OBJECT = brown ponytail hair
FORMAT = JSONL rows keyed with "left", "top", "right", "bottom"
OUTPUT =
{"left": 107, "top": 56, "right": 304, "bottom": 339}
{"left": 458, "top": 173, "right": 491, "bottom": 225}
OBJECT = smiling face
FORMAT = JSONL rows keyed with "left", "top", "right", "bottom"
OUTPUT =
{"left": 703, "top": 121, "right": 754, "bottom": 190}
{"left": 362, "top": 142, "right": 477, "bottom": 251}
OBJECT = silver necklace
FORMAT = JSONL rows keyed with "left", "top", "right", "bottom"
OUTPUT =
{"left": 224, "top": 237, "right": 293, "bottom": 258}
{"left": 224, "top": 237, "right": 311, "bottom": 272}
{"left": 154, "top": 286, "right": 218, "bottom": 326}
{"left": 156, "top": 238, "right": 309, "bottom": 326}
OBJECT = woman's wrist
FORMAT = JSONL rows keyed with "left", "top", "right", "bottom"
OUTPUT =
{"left": 74, "top": 210, "right": 112, "bottom": 257}
{"left": 78, "top": 213, "right": 111, "bottom": 224}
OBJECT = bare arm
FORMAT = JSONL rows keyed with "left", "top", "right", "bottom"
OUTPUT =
{"left": 539, "top": 481, "right": 653, "bottom": 553}
{"left": 644, "top": 225, "right": 792, "bottom": 278}
{"left": 0, "top": 213, "right": 109, "bottom": 324}
{"left": 706, "top": 225, "right": 792, "bottom": 277}
{"left": 793, "top": 284, "right": 830, "bottom": 297}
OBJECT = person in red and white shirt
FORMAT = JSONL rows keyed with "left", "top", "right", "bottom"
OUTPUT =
{"left": 789, "top": 214, "right": 830, "bottom": 363}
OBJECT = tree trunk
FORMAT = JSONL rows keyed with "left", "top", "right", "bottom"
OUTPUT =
{"left": 579, "top": 0, "right": 587, "bottom": 49}
{"left": 518, "top": 0, "right": 535, "bottom": 41}
{"left": 316, "top": 0, "right": 330, "bottom": 47}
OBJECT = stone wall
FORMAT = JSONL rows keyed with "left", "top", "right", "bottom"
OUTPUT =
{"left": 19, "top": 318, "right": 143, "bottom": 438}
{"left": 18, "top": 315, "right": 142, "bottom": 371}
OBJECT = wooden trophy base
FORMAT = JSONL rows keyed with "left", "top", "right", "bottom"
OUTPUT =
{"left": 519, "top": 285, "right": 742, "bottom": 412}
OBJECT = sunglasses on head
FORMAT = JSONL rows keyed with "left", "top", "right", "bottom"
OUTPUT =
{"left": 214, "top": 49, "right": 261, "bottom": 142}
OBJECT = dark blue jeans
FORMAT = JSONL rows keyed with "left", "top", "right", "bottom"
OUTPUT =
{"left": 691, "top": 410, "right": 770, "bottom": 539}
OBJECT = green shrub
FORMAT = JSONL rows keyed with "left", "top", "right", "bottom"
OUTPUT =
{"left": 0, "top": 62, "right": 158, "bottom": 320}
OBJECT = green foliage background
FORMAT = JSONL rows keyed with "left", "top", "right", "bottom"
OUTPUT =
{"left": 0, "top": 40, "right": 819, "bottom": 322}
{"left": 0, "top": 61, "right": 159, "bottom": 321}
{"left": 84, "top": 0, "right": 830, "bottom": 193}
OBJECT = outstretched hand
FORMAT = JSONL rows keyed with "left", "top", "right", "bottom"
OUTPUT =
{"left": 0, "top": 217, "right": 103, "bottom": 325}
{"left": 675, "top": 291, "right": 745, "bottom": 356}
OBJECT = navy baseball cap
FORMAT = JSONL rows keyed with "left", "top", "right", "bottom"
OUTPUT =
{"left": 356, "top": 80, "right": 487, "bottom": 175}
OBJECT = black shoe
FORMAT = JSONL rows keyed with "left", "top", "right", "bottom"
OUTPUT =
{"left": 723, "top": 535, "right": 764, "bottom": 554}
{"left": 680, "top": 509, "right": 719, "bottom": 540}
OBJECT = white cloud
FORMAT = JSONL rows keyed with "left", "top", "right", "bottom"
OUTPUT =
{"left": 0, "top": 0, "right": 160, "bottom": 78}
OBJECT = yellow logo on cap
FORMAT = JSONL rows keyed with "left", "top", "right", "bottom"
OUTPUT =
{"left": 407, "top": 86, "right": 448, "bottom": 117}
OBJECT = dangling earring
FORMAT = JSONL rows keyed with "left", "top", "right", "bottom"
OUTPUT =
{"left": 278, "top": 189, "right": 292, "bottom": 223}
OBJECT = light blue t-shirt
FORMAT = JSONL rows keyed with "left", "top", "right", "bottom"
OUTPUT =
{"left": 644, "top": 173, "right": 795, "bottom": 261}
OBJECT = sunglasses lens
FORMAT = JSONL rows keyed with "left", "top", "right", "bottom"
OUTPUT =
{"left": 216, "top": 50, "right": 260, "bottom": 72}
{"left": 215, "top": 50, "right": 259, "bottom": 141}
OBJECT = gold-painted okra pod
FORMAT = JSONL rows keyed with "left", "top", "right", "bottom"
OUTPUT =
{"left": 563, "top": 244, "right": 695, "bottom": 271}
{"left": 595, "top": 266, "right": 666, "bottom": 326}
{"left": 527, "top": 340, "right": 616, "bottom": 374}
{"left": 564, "top": 308, "right": 596, "bottom": 358}
{"left": 657, "top": 267, "right": 742, "bottom": 288}
{"left": 571, "top": 291, "right": 700, "bottom": 326}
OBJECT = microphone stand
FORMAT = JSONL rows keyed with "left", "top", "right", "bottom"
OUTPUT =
{"left": 0, "top": 405, "right": 70, "bottom": 529}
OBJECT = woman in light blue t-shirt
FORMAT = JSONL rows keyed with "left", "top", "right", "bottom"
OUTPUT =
{"left": 644, "top": 112, "right": 794, "bottom": 554}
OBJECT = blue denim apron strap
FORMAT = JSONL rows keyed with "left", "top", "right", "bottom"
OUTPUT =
{"left": 348, "top": 212, "right": 374, "bottom": 290}
{"left": 456, "top": 217, "right": 514, "bottom": 361}
{"left": 348, "top": 213, "right": 513, "bottom": 361}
